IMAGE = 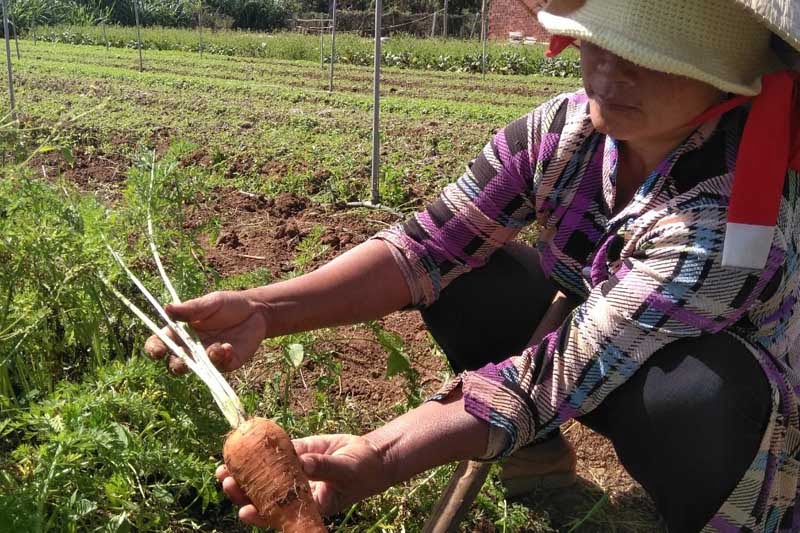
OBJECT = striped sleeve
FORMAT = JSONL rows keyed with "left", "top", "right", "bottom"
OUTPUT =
{"left": 457, "top": 205, "right": 786, "bottom": 457}
{"left": 373, "top": 97, "right": 567, "bottom": 308}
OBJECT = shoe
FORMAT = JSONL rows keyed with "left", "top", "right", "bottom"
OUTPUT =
{"left": 500, "top": 433, "right": 577, "bottom": 497}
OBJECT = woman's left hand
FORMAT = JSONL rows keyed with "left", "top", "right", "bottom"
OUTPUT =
{"left": 216, "top": 434, "right": 391, "bottom": 526}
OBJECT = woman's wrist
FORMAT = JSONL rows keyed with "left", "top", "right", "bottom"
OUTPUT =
{"left": 363, "top": 391, "right": 490, "bottom": 487}
{"left": 242, "top": 284, "right": 293, "bottom": 339}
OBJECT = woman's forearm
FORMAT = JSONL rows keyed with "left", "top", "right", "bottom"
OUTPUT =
{"left": 365, "top": 391, "right": 490, "bottom": 486}
{"left": 244, "top": 239, "right": 412, "bottom": 337}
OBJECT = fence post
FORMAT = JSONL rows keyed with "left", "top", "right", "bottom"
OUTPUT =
{"left": 371, "top": 0, "right": 382, "bottom": 205}
{"left": 480, "top": 0, "right": 487, "bottom": 80}
{"left": 133, "top": 0, "right": 144, "bottom": 72}
{"left": 197, "top": 11, "right": 204, "bottom": 57}
{"left": 1, "top": 0, "right": 15, "bottom": 120}
{"left": 10, "top": 19, "right": 18, "bottom": 60}
{"left": 442, "top": 0, "right": 448, "bottom": 39}
{"left": 319, "top": 13, "right": 324, "bottom": 70}
{"left": 470, "top": 11, "right": 478, "bottom": 39}
{"left": 102, "top": 21, "right": 109, "bottom": 50}
{"left": 430, "top": 10, "right": 437, "bottom": 37}
{"left": 328, "top": 0, "right": 336, "bottom": 92}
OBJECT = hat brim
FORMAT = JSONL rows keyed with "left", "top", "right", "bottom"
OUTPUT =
{"left": 735, "top": 0, "right": 800, "bottom": 56}
{"left": 538, "top": 10, "right": 770, "bottom": 95}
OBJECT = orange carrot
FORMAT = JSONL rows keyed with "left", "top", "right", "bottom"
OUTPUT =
{"left": 223, "top": 417, "right": 326, "bottom": 532}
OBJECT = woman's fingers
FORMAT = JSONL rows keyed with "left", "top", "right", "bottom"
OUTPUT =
{"left": 144, "top": 326, "right": 181, "bottom": 360}
{"left": 207, "top": 342, "right": 239, "bottom": 372}
{"left": 216, "top": 465, "right": 253, "bottom": 506}
{"left": 293, "top": 434, "right": 351, "bottom": 456}
{"left": 309, "top": 479, "right": 343, "bottom": 517}
{"left": 166, "top": 355, "right": 189, "bottom": 375}
{"left": 164, "top": 293, "right": 224, "bottom": 323}
{"left": 216, "top": 465, "right": 271, "bottom": 527}
{"left": 221, "top": 476, "right": 252, "bottom": 506}
{"left": 238, "top": 504, "right": 271, "bottom": 527}
{"left": 215, "top": 464, "right": 229, "bottom": 481}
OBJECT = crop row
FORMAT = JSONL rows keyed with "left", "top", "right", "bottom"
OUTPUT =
{"left": 32, "top": 25, "right": 583, "bottom": 77}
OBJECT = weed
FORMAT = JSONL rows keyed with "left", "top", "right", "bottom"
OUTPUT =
{"left": 292, "top": 225, "right": 329, "bottom": 274}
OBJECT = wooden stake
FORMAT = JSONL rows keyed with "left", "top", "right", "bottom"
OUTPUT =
{"left": 422, "top": 461, "right": 491, "bottom": 533}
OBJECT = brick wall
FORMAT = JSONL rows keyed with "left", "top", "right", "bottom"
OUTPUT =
{"left": 488, "top": 0, "right": 549, "bottom": 41}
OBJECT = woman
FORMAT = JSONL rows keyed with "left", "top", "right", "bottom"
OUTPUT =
{"left": 146, "top": 0, "right": 800, "bottom": 530}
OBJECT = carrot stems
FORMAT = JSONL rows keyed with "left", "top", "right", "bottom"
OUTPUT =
{"left": 101, "top": 156, "right": 247, "bottom": 429}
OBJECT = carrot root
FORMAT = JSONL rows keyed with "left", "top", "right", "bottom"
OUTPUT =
{"left": 223, "top": 417, "right": 326, "bottom": 533}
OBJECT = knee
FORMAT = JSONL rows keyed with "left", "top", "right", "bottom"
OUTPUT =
{"left": 668, "top": 334, "right": 771, "bottom": 427}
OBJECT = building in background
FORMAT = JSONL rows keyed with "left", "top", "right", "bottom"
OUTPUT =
{"left": 489, "top": 0, "right": 549, "bottom": 41}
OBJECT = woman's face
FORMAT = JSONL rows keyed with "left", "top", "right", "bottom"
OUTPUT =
{"left": 580, "top": 42, "right": 723, "bottom": 142}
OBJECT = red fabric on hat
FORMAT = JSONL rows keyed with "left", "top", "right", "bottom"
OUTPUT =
{"left": 791, "top": 78, "right": 800, "bottom": 172}
{"left": 727, "top": 71, "right": 794, "bottom": 226}
{"left": 546, "top": 36, "right": 576, "bottom": 58}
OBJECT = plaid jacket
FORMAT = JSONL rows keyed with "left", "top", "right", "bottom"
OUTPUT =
{"left": 375, "top": 91, "right": 800, "bottom": 532}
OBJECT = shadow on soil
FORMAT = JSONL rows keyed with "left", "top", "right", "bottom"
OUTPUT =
{"left": 512, "top": 476, "right": 666, "bottom": 532}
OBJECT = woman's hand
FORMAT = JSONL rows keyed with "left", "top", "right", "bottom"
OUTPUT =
{"left": 143, "top": 290, "right": 269, "bottom": 374}
{"left": 216, "top": 434, "right": 392, "bottom": 526}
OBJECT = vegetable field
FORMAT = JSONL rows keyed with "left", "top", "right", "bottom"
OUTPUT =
{"left": 0, "top": 39, "right": 663, "bottom": 532}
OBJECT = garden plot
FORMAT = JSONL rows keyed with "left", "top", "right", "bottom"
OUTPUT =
{"left": 0, "top": 40, "right": 663, "bottom": 531}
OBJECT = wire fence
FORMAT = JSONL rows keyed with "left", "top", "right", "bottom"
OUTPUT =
{"left": 293, "top": 8, "right": 480, "bottom": 39}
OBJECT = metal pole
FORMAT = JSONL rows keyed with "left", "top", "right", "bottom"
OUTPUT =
{"left": 1, "top": 0, "right": 15, "bottom": 120}
{"left": 319, "top": 13, "right": 324, "bottom": 70}
{"left": 328, "top": 0, "right": 336, "bottom": 92}
{"left": 430, "top": 10, "right": 436, "bottom": 37}
{"left": 10, "top": 19, "right": 17, "bottom": 60}
{"left": 442, "top": 0, "right": 448, "bottom": 39}
{"left": 102, "top": 22, "right": 109, "bottom": 50}
{"left": 480, "top": 0, "right": 487, "bottom": 80}
{"left": 197, "top": 11, "right": 204, "bottom": 57}
{"left": 133, "top": 0, "right": 143, "bottom": 72}
{"left": 469, "top": 11, "right": 478, "bottom": 39}
{"left": 370, "top": 0, "right": 382, "bottom": 205}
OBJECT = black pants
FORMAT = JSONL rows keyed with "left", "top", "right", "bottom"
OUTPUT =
{"left": 421, "top": 243, "right": 771, "bottom": 533}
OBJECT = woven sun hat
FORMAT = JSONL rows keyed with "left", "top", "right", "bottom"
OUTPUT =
{"left": 537, "top": 0, "right": 787, "bottom": 96}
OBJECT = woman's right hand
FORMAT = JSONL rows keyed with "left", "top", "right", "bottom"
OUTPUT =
{"left": 144, "top": 290, "right": 269, "bottom": 374}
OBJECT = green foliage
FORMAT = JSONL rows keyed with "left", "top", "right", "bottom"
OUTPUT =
{"left": 8, "top": 0, "right": 293, "bottom": 30}
{"left": 0, "top": 357, "right": 229, "bottom": 532}
{"left": 214, "top": 267, "right": 273, "bottom": 291}
{"left": 32, "top": 25, "right": 582, "bottom": 77}
{"left": 0, "top": 173, "right": 125, "bottom": 405}
{"left": 0, "top": 143, "right": 208, "bottom": 407}
{"left": 292, "top": 225, "right": 329, "bottom": 273}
